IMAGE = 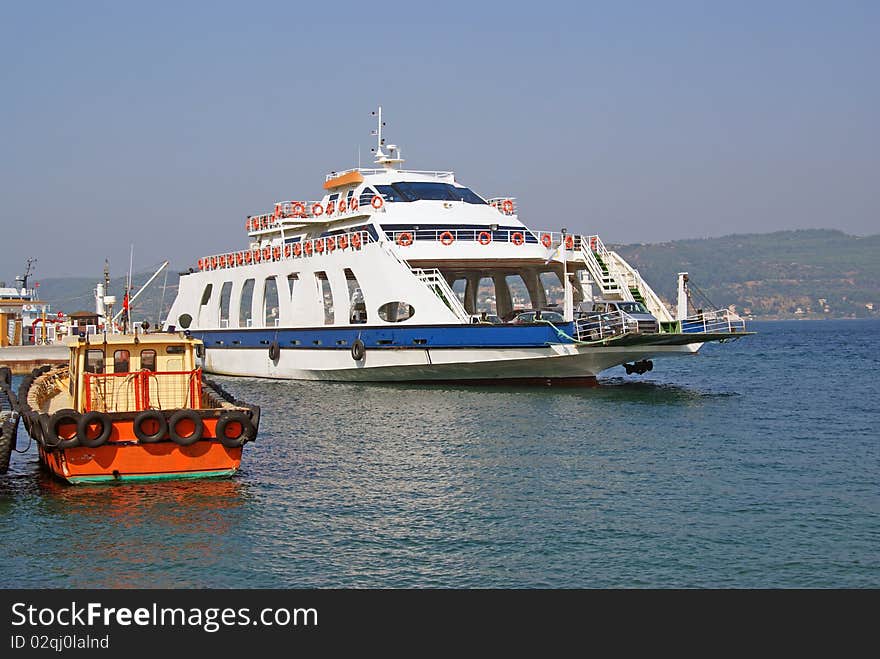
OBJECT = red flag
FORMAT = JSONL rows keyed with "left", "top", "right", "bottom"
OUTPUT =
{"left": 123, "top": 291, "right": 130, "bottom": 311}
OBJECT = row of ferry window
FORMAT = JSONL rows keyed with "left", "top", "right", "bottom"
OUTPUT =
{"left": 179, "top": 269, "right": 415, "bottom": 329}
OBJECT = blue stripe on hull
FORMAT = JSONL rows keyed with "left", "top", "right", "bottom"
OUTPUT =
{"left": 192, "top": 323, "right": 575, "bottom": 350}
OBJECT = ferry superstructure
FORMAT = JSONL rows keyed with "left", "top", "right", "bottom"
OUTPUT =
{"left": 166, "top": 109, "right": 748, "bottom": 384}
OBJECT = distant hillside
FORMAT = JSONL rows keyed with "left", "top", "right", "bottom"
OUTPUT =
{"left": 33, "top": 267, "right": 182, "bottom": 328}
{"left": 20, "top": 229, "right": 880, "bottom": 323}
{"left": 613, "top": 229, "right": 880, "bottom": 319}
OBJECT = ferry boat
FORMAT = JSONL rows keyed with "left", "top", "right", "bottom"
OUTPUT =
{"left": 17, "top": 331, "right": 260, "bottom": 484}
{"left": 167, "top": 108, "right": 749, "bottom": 384}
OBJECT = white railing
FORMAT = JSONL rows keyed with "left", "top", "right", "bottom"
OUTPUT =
{"left": 411, "top": 268, "right": 470, "bottom": 323}
{"left": 680, "top": 309, "right": 747, "bottom": 334}
{"left": 199, "top": 230, "right": 375, "bottom": 271}
{"left": 246, "top": 198, "right": 384, "bottom": 233}
{"left": 574, "top": 310, "right": 640, "bottom": 341}
{"left": 385, "top": 227, "right": 575, "bottom": 249}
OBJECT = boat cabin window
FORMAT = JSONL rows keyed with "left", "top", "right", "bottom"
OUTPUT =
{"left": 200, "top": 283, "right": 213, "bottom": 306}
{"left": 240, "top": 279, "right": 255, "bottom": 327}
{"left": 113, "top": 350, "right": 130, "bottom": 373}
{"left": 315, "top": 272, "right": 334, "bottom": 325}
{"left": 166, "top": 345, "right": 185, "bottom": 355}
{"left": 219, "top": 282, "right": 233, "bottom": 327}
{"left": 345, "top": 269, "right": 366, "bottom": 324}
{"left": 378, "top": 301, "right": 415, "bottom": 322}
{"left": 140, "top": 349, "right": 157, "bottom": 371}
{"left": 263, "top": 276, "right": 279, "bottom": 327}
{"left": 85, "top": 349, "right": 105, "bottom": 374}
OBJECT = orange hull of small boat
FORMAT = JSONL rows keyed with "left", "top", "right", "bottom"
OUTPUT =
{"left": 38, "top": 417, "right": 243, "bottom": 484}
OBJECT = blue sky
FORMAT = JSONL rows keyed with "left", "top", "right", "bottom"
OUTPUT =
{"left": 1, "top": 1, "right": 877, "bottom": 279}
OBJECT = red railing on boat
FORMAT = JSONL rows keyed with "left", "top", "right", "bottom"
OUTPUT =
{"left": 83, "top": 369, "right": 202, "bottom": 413}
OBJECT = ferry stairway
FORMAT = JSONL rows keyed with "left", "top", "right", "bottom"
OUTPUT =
{"left": 577, "top": 243, "right": 623, "bottom": 299}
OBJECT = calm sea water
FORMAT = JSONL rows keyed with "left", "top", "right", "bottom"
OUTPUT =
{"left": 1, "top": 320, "right": 877, "bottom": 588}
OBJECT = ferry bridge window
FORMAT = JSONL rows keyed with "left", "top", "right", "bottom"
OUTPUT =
{"left": 287, "top": 273, "right": 299, "bottom": 300}
{"left": 378, "top": 182, "right": 486, "bottom": 204}
{"left": 113, "top": 350, "right": 130, "bottom": 374}
{"left": 359, "top": 187, "right": 379, "bottom": 206}
{"left": 140, "top": 349, "right": 157, "bottom": 372}
{"left": 263, "top": 276, "right": 279, "bottom": 327}
{"left": 239, "top": 279, "right": 255, "bottom": 327}
{"left": 85, "top": 349, "right": 105, "bottom": 374}
{"left": 219, "top": 282, "right": 233, "bottom": 327}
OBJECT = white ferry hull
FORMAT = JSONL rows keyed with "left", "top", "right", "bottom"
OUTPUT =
{"left": 202, "top": 343, "right": 697, "bottom": 383}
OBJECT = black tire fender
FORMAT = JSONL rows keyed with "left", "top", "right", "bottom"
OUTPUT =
{"left": 133, "top": 410, "right": 168, "bottom": 443}
{"left": 168, "top": 409, "right": 204, "bottom": 446}
{"left": 215, "top": 411, "right": 255, "bottom": 448}
{"left": 268, "top": 340, "right": 280, "bottom": 362}
{"left": 351, "top": 338, "right": 366, "bottom": 361}
{"left": 77, "top": 411, "right": 112, "bottom": 448}
{"left": 48, "top": 408, "right": 81, "bottom": 449}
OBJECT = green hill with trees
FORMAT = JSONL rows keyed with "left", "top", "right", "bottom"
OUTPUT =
{"left": 613, "top": 229, "right": 880, "bottom": 319}
{"left": 12, "top": 229, "right": 880, "bottom": 323}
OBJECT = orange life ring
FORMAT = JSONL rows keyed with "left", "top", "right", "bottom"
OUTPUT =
{"left": 245, "top": 252, "right": 253, "bottom": 264}
{"left": 225, "top": 254, "right": 232, "bottom": 267}
{"left": 260, "top": 217, "right": 268, "bottom": 229}
{"left": 293, "top": 242, "right": 302, "bottom": 257}
{"left": 564, "top": 234, "right": 574, "bottom": 249}
{"left": 502, "top": 199, "right": 514, "bottom": 213}
{"left": 211, "top": 257, "right": 217, "bottom": 269}
{"left": 351, "top": 232, "right": 362, "bottom": 249}
{"left": 338, "top": 234, "right": 349, "bottom": 249}
{"left": 478, "top": 231, "right": 492, "bottom": 245}
{"left": 371, "top": 195, "right": 384, "bottom": 209}
{"left": 338, "top": 199, "right": 347, "bottom": 213}
{"left": 350, "top": 197, "right": 359, "bottom": 211}
{"left": 397, "top": 232, "right": 413, "bottom": 246}
{"left": 304, "top": 241, "right": 313, "bottom": 256}
{"left": 292, "top": 202, "right": 306, "bottom": 217}
{"left": 198, "top": 258, "right": 204, "bottom": 270}
{"left": 439, "top": 231, "right": 455, "bottom": 246}
{"left": 326, "top": 236, "right": 336, "bottom": 251}
{"left": 284, "top": 244, "right": 291, "bottom": 258}
{"left": 273, "top": 246, "right": 281, "bottom": 260}
{"left": 263, "top": 247, "right": 271, "bottom": 261}
{"left": 511, "top": 232, "right": 525, "bottom": 245}
{"left": 254, "top": 250, "right": 261, "bottom": 263}
{"left": 312, "top": 203, "right": 324, "bottom": 216}
{"left": 315, "top": 238, "right": 325, "bottom": 253}
{"left": 326, "top": 200, "right": 336, "bottom": 214}
{"left": 236, "top": 252, "right": 244, "bottom": 265}
{"left": 541, "top": 233, "right": 552, "bottom": 248}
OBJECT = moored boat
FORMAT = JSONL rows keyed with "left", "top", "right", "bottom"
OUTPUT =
{"left": 18, "top": 331, "right": 259, "bottom": 484}
{"left": 166, "top": 108, "right": 752, "bottom": 384}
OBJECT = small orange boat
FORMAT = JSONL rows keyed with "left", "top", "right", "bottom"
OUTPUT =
{"left": 19, "top": 332, "right": 259, "bottom": 484}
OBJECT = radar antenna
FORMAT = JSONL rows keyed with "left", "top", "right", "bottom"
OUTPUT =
{"left": 370, "top": 106, "right": 404, "bottom": 169}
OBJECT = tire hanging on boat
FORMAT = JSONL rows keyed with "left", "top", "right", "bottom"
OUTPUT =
{"left": 168, "top": 409, "right": 204, "bottom": 446}
{"left": 77, "top": 411, "right": 112, "bottom": 448}
{"left": 351, "top": 338, "right": 366, "bottom": 361}
{"left": 133, "top": 410, "right": 168, "bottom": 443}
{"left": 216, "top": 411, "right": 255, "bottom": 448}
{"left": 268, "top": 340, "right": 280, "bottom": 362}
{"left": 45, "top": 408, "right": 81, "bottom": 449}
